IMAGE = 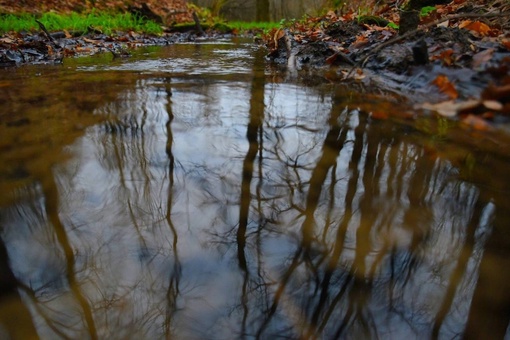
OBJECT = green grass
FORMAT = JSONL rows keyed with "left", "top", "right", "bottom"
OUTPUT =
{"left": 420, "top": 6, "right": 437, "bottom": 17}
{"left": 0, "top": 12, "right": 163, "bottom": 35}
{"left": 226, "top": 21, "right": 280, "bottom": 34}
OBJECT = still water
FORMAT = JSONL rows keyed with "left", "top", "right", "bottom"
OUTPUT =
{"left": 1, "top": 38, "right": 510, "bottom": 339}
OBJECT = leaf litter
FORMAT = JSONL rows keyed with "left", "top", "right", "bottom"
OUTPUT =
{"left": 261, "top": 0, "right": 510, "bottom": 131}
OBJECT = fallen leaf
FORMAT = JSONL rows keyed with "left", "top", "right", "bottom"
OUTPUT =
{"left": 75, "top": 46, "right": 93, "bottom": 53}
{"left": 459, "top": 20, "right": 491, "bottom": 36}
{"left": 431, "top": 49, "right": 454, "bottom": 66}
{"left": 0, "top": 37, "right": 15, "bottom": 44}
{"left": 483, "top": 100, "right": 503, "bottom": 111}
{"left": 438, "top": 20, "right": 449, "bottom": 28}
{"left": 83, "top": 37, "right": 102, "bottom": 45}
{"left": 472, "top": 48, "right": 494, "bottom": 68}
{"left": 354, "top": 68, "right": 365, "bottom": 80}
{"left": 418, "top": 99, "right": 480, "bottom": 117}
{"left": 351, "top": 35, "right": 369, "bottom": 49}
{"left": 326, "top": 10, "right": 337, "bottom": 19}
{"left": 63, "top": 48, "right": 75, "bottom": 57}
{"left": 432, "top": 74, "right": 458, "bottom": 99}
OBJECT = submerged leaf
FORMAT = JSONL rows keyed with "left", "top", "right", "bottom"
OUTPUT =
{"left": 431, "top": 49, "right": 454, "bottom": 66}
{"left": 418, "top": 99, "right": 480, "bottom": 117}
{"left": 472, "top": 48, "right": 494, "bottom": 68}
{"left": 483, "top": 100, "right": 503, "bottom": 111}
{"left": 432, "top": 75, "right": 458, "bottom": 99}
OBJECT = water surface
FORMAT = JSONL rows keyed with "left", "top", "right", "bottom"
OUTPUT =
{"left": 1, "top": 38, "right": 510, "bottom": 339}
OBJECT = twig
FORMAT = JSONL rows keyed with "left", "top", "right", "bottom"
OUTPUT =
{"left": 192, "top": 11, "right": 205, "bottom": 36}
{"left": 35, "top": 19, "right": 56, "bottom": 44}
{"left": 346, "top": 10, "right": 510, "bottom": 78}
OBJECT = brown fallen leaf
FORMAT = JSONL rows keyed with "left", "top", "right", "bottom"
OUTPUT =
{"left": 459, "top": 20, "right": 491, "bottom": 36}
{"left": 483, "top": 100, "right": 503, "bottom": 111}
{"left": 431, "top": 49, "right": 454, "bottom": 66}
{"left": 432, "top": 74, "right": 458, "bottom": 99}
{"left": 0, "top": 37, "right": 15, "bottom": 44}
{"left": 351, "top": 35, "right": 369, "bottom": 49}
{"left": 472, "top": 48, "right": 494, "bottom": 69}
{"left": 83, "top": 37, "right": 102, "bottom": 45}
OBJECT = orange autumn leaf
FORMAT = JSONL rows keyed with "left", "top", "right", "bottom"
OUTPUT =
{"left": 459, "top": 20, "right": 491, "bottom": 36}
{"left": 432, "top": 49, "right": 454, "bottom": 66}
{"left": 351, "top": 35, "right": 369, "bottom": 49}
{"left": 432, "top": 75, "right": 458, "bottom": 99}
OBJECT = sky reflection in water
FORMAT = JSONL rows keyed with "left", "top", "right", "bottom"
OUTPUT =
{"left": 0, "top": 40, "right": 509, "bottom": 339}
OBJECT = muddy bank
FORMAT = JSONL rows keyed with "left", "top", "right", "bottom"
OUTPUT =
{"left": 0, "top": 26, "right": 234, "bottom": 67}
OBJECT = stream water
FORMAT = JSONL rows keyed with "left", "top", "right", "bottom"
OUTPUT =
{"left": 1, "top": 38, "right": 510, "bottom": 339}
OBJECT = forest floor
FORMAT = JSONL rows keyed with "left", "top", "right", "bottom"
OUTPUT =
{"left": 1, "top": 0, "right": 510, "bottom": 128}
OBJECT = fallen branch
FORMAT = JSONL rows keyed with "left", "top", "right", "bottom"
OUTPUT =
{"left": 192, "top": 11, "right": 205, "bottom": 36}
{"left": 35, "top": 19, "right": 55, "bottom": 44}
{"left": 346, "top": 10, "right": 510, "bottom": 78}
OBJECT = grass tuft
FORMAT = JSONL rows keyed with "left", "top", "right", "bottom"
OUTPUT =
{"left": 0, "top": 12, "right": 163, "bottom": 35}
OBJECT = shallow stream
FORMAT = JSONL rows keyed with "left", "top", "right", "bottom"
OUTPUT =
{"left": 1, "top": 38, "right": 510, "bottom": 339}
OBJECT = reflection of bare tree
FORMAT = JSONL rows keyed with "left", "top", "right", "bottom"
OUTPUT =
{"left": 2, "top": 43, "right": 509, "bottom": 339}
{"left": 163, "top": 79, "right": 182, "bottom": 338}
{"left": 238, "top": 85, "right": 497, "bottom": 339}
{"left": 41, "top": 173, "right": 98, "bottom": 340}
{"left": 432, "top": 194, "right": 482, "bottom": 338}
{"left": 0, "top": 235, "right": 38, "bottom": 339}
{"left": 464, "top": 192, "right": 510, "bottom": 339}
{"left": 256, "top": 92, "right": 350, "bottom": 338}
{"left": 236, "top": 47, "right": 266, "bottom": 339}
{"left": 237, "top": 53, "right": 266, "bottom": 272}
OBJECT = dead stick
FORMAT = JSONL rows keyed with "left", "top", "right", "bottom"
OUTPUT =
{"left": 35, "top": 19, "right": 56, "bottom": 44}
{"left": 192, "top": 11, "right": 205, "bottom": 36}
{"left": 346, "top": 11, "right": 510, "bottom": 78}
